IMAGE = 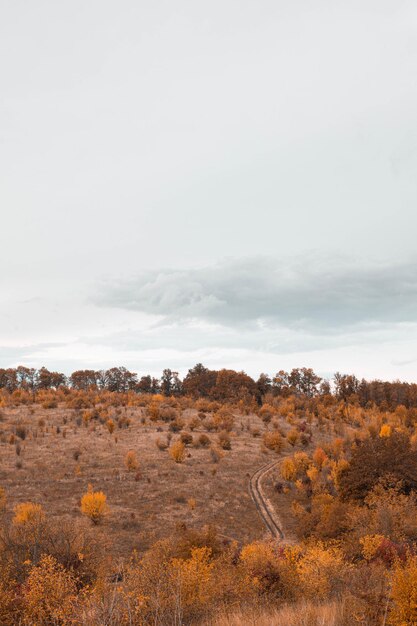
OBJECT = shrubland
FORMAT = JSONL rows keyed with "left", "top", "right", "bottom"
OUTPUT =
{"left": 0, "top": 363, "right": 417, "bottom": 624}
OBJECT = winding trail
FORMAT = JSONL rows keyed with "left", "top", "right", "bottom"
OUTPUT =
{"left": 249, "top": 460, "right": 284, "bottom": 540}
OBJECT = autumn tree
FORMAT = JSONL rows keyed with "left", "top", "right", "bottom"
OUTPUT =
{"left": 69, "top": 370, "right": 98, "bottom": 390}
{"left": 37, "top": 367, "right": 67, "bottom": 389}
{"left": 105, "top": 366, "right": 137, "bottom": 392}
{"left": 137, "top": 374, "right": 160, "bottom": 394}
{"left": 338, "top": 431, "right": 417, "bottom": 501}
{"left": 255, "top": 373, "right": 272, "bottom": 401}
{"left": 160, "top": 369, "right": 182, "bottom": 396}
{"left": 211, "top": 369, "right": 257, "bottom": 402}
{"left": 182, "top": 364, "right": 217, "bottom": 398}
{"left": 333, "top": 372, "right": 360, "bottom": 402}
{"left": 0, "top": 368, "right": 18, "bottom": 391}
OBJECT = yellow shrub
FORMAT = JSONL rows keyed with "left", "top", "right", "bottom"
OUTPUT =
{"left": 360, "top": 534, "right": 385, "bottom": 561}
{"left": 170, "top": 547, "right": 214, "bottom": 613}
{"left": 23, "top": 555, "right": 76, "bottom": 625}
{"left": 306, "top": 465, "right": 319, "bottom": 484}
{"left": 106, "top": 419, "right": 115, "bottom": 434}
{"left": 240, "top": 541, "right": 276, "bottom": 575}
{"left": 80, "top": 485, "right": 108, "bottom": 524}
{"left": 329, "top": 458, "right": 350, "bottom": 490}
{"left": 281, "top": 458, "right": 297, "bottom": 481}
{"left": 379, "top": 424, "right": 392, "bottom": 438}
{"left": 312, "top": 447, "right": 327, "bottom": 469}
{"left": 296, "top": 544, "right": 348, "bottom": 599}
{"left": 390, "top": 555, "right": 417, "bottom": 625}
{"left": 13, "top": 502, "right": 45, "bottom": 527}
{"left": 293, "top": 452, "right": 310, "bottom": 475}
{"left": 169, "top": 440, "right": 186, "bottom": 463}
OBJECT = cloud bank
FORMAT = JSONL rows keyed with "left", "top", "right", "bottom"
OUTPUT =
{"left": 93, "top": 256, "right": 417, "bottom": 332}
{"left": 2, "top": 256, "right": 417, "bottom": 381}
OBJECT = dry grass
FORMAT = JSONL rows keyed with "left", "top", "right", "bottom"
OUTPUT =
{"left": 0, "top": 400, "right": 327, "bottom": 559}
{"left": 0, "top": 404, "right": 276, "bottom": 557}
{"left": 204, "top": 601, "right": 343, "bottom": 626}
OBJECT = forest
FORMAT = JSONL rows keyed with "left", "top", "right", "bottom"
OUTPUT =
{"left": 0, "top": 363, "right": 417, "bottom": 625}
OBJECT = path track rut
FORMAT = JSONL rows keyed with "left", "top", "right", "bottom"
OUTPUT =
{"left": 249, "top": 461, "right": 284, "bottom": 539}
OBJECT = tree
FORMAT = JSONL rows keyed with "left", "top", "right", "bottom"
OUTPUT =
{"left": 338, "top": 431, "right": 417, "bottom": 501}
{"left": 0, "top": 368, "right": 18, "bottom": 391}
{"left": 16, "top": 366, "right": 38, "bottom": 393}
{"left": 333, "top": 372, "right": 360, "bottom": 401}
{"left": 256, "top": 373, "right": 272, "bottom": 400}
{"left": 69, "top": 370, "right": 98, "bottom": 390}
{"left": 182, "top": 364, "right": 217, "bottom": 398}
{"left": 160, "top": 369, "right": 182, "bottom": 396}
{"left": 211, "top": 369, "right": 257, "bottom": 402}
{"left": 272, "top": 370, "right": 291, "bottom": 396}
{"left": 137, "top": 375, "right": 153, "bottom": 393}
{"left": 37, "top": 367, "right": 66, "bottom": 389}
{"left": 105, "top": 367, "right": 137, "bottom": 392}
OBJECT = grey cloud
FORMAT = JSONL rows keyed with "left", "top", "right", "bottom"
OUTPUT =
{"left": 82, "top": 317, "right": 411, "bottom": 356}
{"left": 93, "top": 256, "right": 417, "bottom": 331}
{"left": 0, "top": 342, "right": 67, "bottom": 368}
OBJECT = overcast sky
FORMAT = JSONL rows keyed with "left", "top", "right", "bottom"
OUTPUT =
{"left": 1, "top": 0, "right": 417, "bottom": 381}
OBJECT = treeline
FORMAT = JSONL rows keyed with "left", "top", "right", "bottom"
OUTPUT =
{"left": 1, "top": 364, "right": 417, "bottom": 408}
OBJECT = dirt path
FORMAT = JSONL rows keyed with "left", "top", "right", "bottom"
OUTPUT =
{"left": 249, "top": 460, "right": 285, "bottom": 540}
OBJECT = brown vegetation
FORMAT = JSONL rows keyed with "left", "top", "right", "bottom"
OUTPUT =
{"left": 1, "top": 364, "right": 417, "bottom": 623}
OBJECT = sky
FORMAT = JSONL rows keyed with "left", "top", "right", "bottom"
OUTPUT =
{"left": 1, "top": 0, "right": 417, "bottom": 381}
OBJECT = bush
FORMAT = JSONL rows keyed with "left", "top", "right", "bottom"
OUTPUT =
{"left": 13, "top": 502, "right": 45, "bottom": 527}
{"left": 180, "top": 432, "right": 193, "bottom": 446}
{"left": 259, "top": 403, "right": 276, "bottom": 424}
{"left": 188, "top": 416, "right": 201, "bottom": 431}
{"left": 217, "top": 430, "right": 232, "bottom": 450}
{"left": 197, "top": 433, "right": 211, "bottom": 448}
{"left": 213, "top": 408, "right": 234, "bottom": 432}
{"left": 287, "top": 429, "right": 300, "bottom": 447}
{"left": 125, "top": 450, "right": 139, "bottom": 472}
{"left": 159, "top": 405, "right": 178, "bottom": 422}
{"left": 390, "top": 555, "right": 417, "bottom": 625}
{"left": 210, "top": 446, "right": 223, "bottom": 463}
{"left": 281, "top": 458, "right": 297, "bottom": 481}
{"left": 263, "top": 431, "right": 283, "bottom": 453}
{"left": 42, "top": 399, "right": 57, "bottom": 409}
{"left": 169, "top": 441, "right": 186, "bottom": 463}
{"left": 15, "top": 425, "right": 27, "bottom": 440}
{"left": 23, "top": 555, "right": 76, "bottom": 625}
{"left": 155, "top": 436, "right": 168, "bottom": 451}
{"left": 169, "top": 418, "right": 185, "bottom": 433}
{"left": 80, "top": 485, "right": 108, "bottom": 524}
